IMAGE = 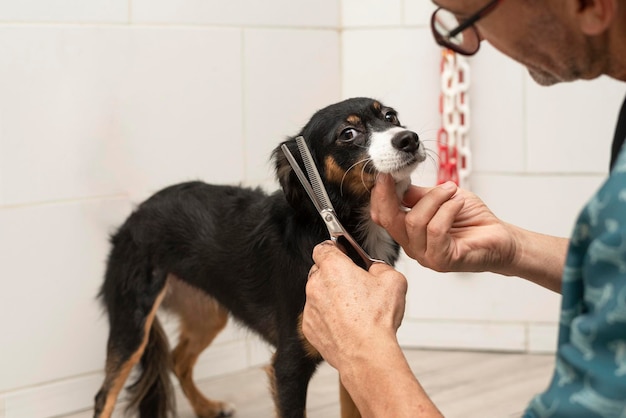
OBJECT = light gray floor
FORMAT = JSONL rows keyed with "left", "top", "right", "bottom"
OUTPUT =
{"left": 62, "top": 349, "right": 555, "bottom": 418}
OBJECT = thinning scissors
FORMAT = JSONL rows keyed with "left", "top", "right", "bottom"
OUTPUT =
{"left": 281, "top": 136, "right": 386, "bottom": 269}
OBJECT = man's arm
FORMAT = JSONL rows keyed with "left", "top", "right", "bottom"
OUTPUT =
{"left": 497, "top": 225, "right": 568, "bottom": 292}
{"left": 340, "top": 334, "right": 443, "bottom": 418}
{"left": 303, "top": 243, "right": 443, "bottom": 418}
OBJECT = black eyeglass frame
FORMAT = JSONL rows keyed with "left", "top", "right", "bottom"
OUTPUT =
{"left": 431, "top": 0, "right": 502, "bottom": 56}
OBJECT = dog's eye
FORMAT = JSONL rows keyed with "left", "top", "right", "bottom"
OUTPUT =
{"left": 385, "top": 111, "right": 399, "bottom": 125}
{"left": 339, "top": 128, "right": 359, "bottom": 142}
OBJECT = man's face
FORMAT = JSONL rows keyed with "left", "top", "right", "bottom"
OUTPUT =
{"left": 434, "top": 0, "right": 605, "bottom": 86}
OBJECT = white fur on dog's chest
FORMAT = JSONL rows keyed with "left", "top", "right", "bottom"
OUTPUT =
{"left": 358, "top": 208, "right": 397, "bottom": 264}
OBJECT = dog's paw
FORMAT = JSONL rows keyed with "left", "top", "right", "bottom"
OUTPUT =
{"left": 216, "top": 402, "right": 236, "bottom": 417}
{"left": 197, "top": 401, "right": 236, "bottom": 418}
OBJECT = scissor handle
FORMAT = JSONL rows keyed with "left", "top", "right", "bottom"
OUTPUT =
{"left": 322, "top": 209, "right": 386, "bottom": 269}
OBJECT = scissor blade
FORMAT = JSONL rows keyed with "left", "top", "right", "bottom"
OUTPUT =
{"left": 283, "top": 140, "right": 386, "bottom": 269}
{"left": 294, "top": 136, "right": 335, "bottom": 212}
{"left": 281, "top": 144, "right": 324, "bottom": 213}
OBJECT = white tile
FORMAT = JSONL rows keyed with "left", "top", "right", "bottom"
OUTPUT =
{"left": 471, "top": 173, "right": 605, "bottom": 237}
{"left": 194, "top": 340, "right": 250, "bottom": 381}
{"left": 0, "top": 26, "right": 243, "bottom": 206}
{"left": 0, "top": 27, "right": 128, "bottom": 205}
{"left": 212, "top": 321, "right": 248, "bottom": 346}
{"left": 115, "top": 27, "right": 244, "bottom": 201}
{"left": 341, "top": 0, "right": 402, "bottom": 27}
{"left": 469, "top": 42, "right": 526, "bottom": 173}
{"left": 528, "top": 323, "right": 558, "bottom": 353}
{"left": 0, "top": 0, "right": 128, "bottom": 23}
{"left": 247, "top": 336, "right": 273, "bottom": 367}
{"left": 132, "top": 0, "right": 339, "bottom": 27}
{"left": 342, "top": 28, "right": 442, "bottom": 177}
{"left": 0, "top": 198, "right": 131, "bottom": 393}
{"left": 398, "top": 319, "right": 526, "bottom": 351}
{"left": 243, "top": 28, "right": 341, "bottom": 186}
{"left": 526, "top": 75, "right": 626, "bottom": 174}
{"left": 403, "top": 0, "right": 436, "bottom": 26}
{"left": 404, "top": 263, "right": 561, "bottom": 323}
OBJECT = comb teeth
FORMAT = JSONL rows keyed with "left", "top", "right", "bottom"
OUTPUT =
{"left": 295, "top": 136, "right": 333, "bottom": 210}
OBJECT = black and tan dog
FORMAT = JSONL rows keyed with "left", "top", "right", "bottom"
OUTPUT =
{"left": 94, "top": 97, "right": 425, "bottom": 418}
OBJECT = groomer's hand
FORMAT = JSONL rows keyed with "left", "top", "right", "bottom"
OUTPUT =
{"left": 302, "top": 241, "right": 407, "bottom": 370}
{"left": 303, "top": 242, "right": 443, "bottom": 418}
{"left": 371, "top": 174, "right": 516, "bottom": 274}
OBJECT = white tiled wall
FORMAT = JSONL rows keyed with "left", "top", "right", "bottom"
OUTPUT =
{"left": 2, "top": 1, "right": 626, "bottom": 417}
{"left": 0, "top": 1, "right": 339, "bottom": 417}
{"left": 131, "top": 0, "right": 338, "bottom": 27}
{"left": 0, "top": 0, "right": 128, "bottom": 23}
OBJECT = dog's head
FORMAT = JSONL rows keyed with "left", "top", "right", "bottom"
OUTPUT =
{"left": 274, "top": 97, "right": 425, "bottom": 214}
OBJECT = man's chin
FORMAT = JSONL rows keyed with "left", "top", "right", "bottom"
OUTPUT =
{"left": 528, "top": 68, "right": 561, "bottom": 86}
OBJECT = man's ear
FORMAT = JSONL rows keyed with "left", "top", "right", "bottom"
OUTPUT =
{"left": 573, "top": 0, "right": 616, "bottom": 35}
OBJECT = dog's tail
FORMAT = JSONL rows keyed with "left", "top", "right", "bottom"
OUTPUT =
{"left": 125, "top": 315, "right": 176, "bottom": 418}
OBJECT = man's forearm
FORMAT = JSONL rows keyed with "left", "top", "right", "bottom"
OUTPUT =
{"left": 498, "top": 225, "right": 568, "bottom": 293}
{"left": 339, "top": 337, "right": 443, "bottom": 418}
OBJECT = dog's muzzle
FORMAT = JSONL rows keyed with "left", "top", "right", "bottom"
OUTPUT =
{"left": 368, "top": 127, "right": 426, "bottom": 177}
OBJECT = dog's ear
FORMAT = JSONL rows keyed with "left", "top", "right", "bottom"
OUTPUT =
{"left": 272, "top": 138, "right": 309, "bottom": 210}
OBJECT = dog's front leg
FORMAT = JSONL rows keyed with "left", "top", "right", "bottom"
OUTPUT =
{"left": 267, "top": 347, "right": 319, "bottom": 418}
{"left": 339, "top": 380, "right": 361, "bottom": 418}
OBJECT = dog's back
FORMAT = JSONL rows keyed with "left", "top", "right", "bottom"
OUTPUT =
{"left": 101, "top": 180, "right": 316, "bottom": 339}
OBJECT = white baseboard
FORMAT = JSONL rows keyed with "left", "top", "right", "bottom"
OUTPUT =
{"left": 527, "top": 323, "right": 558, "bottom": 353}
{"left": 0, "top": 373, "right": 103, "bottom": 418}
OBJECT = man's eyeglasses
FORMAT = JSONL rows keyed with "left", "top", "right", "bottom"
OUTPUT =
{"left": 431, "top": 0, "right": 502, "bottom": 56}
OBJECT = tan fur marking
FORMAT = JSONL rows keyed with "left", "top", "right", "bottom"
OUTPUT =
{"left": 340, "top": 380, "right": 361, "bottom": 418}
{"left": 265, "top": 357, "right": 280, "bottom": 418}
{"left": 99, "top": 286, "right": 168, "bottom": 418}
{"left": 324, "top": 156, "right": 375, "bottom": 197}
{"left": 297, "top": 313, "right": 321, "bottom": 360}
{"left": 372, "top": 101, "right": 382, "bottom": 112}
{"left": 346, "top": 114, "right": 361, "bottom": 126}
{"left": 167, "top": 276, "right": 232, "bottom": 418}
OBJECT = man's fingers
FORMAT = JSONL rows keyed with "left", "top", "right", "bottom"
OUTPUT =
{"left": 312, "top": 241, "right": 349, "bottom": 265}
{"left": 367, "top": 260, "right": 397, "bottom": 275}
{"left": 403, "top": 182, "right": 459, "bottom": 234}
{"left": 400, "top": 185, "right": 430, "bottom": 207}
{"left": 371, "top": 174, "right": 410, "bottom": 246}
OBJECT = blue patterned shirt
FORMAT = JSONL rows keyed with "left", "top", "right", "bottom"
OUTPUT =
{"left": 523, "top": 145, "right": 626, "bottom": 417}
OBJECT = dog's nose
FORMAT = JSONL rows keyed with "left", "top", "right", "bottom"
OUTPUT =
{"left": 392, "top": 131, "right": 419, "bottom": 153}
